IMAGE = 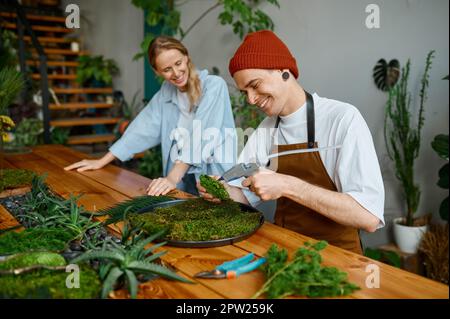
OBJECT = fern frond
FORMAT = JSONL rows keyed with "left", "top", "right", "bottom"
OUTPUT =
{"left": 97, "top": 195, "right": 174, "bottom": 225}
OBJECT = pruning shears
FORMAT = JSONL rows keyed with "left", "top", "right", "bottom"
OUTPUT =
{"left": 218, "top": 145, "right": 343, "bottom": 182}
{"left": 194, "top": 253, "right": 266, "bottom": 279}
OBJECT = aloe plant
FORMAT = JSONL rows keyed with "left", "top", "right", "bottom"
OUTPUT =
{"left": 19, "top": 175, "right": 102, "bottom": 244}
{"left": 72, "top": 226, "right": 192, "bottom": 299}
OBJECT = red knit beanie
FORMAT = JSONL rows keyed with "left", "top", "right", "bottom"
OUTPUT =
{"left": 229, "top": 30, "right": 299, "bottom": 79}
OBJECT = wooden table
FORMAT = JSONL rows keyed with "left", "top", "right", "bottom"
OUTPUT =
{"left": 1, "top": 145, "right": 448, "bottom": 299}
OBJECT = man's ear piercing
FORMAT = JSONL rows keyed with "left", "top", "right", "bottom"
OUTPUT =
{"left": 282, "top": 71, "right": 290, "bottom": 81}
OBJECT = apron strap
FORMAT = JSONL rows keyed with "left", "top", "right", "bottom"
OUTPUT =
{"left": 305, "top": 91, "right": 315, "bottom": 148}
{"left": 275, "top": 90, "right": 315, "bottom": 149}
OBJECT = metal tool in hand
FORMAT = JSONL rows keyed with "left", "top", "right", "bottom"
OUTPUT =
{"left": 194, "top": 253, "right": 266, "bottom": 279}
{"left": 219, "top": 145, "right": 342, "bottom": 182}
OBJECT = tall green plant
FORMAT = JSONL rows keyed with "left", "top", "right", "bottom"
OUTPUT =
{"left": 132, "top": 0, "right": 280, "bottom": 60}
{"left": 384, "top": 50, "right": 435, "bottom": 226}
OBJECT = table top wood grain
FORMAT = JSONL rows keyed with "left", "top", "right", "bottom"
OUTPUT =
{"left": 1, "top": 145, "right": 448, "bottom": 299}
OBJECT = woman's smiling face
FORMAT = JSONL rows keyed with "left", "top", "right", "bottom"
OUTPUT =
{"left": 155, "top": 49, "right": 189, "bottom": 90}
{"left": 233, "top": 69, "right": 289, "bottom": 117}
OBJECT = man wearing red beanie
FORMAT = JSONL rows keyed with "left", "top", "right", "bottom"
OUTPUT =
{"left": 199, "top": 30, "right": 385, "bottom": 254}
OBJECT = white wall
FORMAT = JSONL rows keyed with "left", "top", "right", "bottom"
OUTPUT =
{"left": 179, "top": 0, "right": 449, "bottom": 247}
{"left": 61, "top": 0, "right": 145, "bottom": 104}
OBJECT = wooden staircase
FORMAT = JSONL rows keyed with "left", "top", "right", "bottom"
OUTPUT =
{"left": 0, "top": 9, "right": 121, "bottom": 147}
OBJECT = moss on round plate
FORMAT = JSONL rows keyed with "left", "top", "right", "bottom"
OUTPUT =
{"left": 128, "top": 198, "right": 262, "bottom": 241}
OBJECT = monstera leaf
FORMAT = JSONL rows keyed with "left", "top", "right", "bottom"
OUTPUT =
{"left": 373, "top": 58, "right": 400, "bottom": 91}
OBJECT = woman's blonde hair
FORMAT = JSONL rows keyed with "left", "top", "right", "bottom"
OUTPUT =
{"left": 148, "top": 36, "right": 202, "bottom": 112}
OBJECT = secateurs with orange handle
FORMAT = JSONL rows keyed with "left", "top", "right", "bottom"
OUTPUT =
{"left": 194, "top": 253, "right": 266, "bottom": 279}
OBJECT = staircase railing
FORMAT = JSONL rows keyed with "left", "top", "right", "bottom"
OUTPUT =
{"left": 4, "top": 0, "right": 51, "bottom": 143}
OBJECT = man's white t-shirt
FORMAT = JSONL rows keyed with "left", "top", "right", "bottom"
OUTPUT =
{"left": 229, "top": 93, "right": 385, "bottom": 229}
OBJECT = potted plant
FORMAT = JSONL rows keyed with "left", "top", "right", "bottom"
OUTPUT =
{"left": 384, "top": 50, "right": 435, "bottom": 254}
{"left": 76, "top": 55, "right": 120, "bottom": 87}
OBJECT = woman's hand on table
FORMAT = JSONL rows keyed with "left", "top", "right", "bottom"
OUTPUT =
{"left": 64, "top": 159, "right": 106, "bottom": 172}
{"left": 147, "top": 177, "right": 177, "bottom": 196}
{"left": 64, "top": 151, "right": 116, "bottom": 172}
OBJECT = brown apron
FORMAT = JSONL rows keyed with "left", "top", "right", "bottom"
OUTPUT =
{"left": 271, "top": 91, "right": 362, "bottom": 254}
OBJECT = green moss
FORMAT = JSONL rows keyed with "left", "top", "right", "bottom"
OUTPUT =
{"left": 0, "top": 266, "right": 101, "bottom": 298}
{"left": 0, "top": 228, "right": 74, "bottom": 255}
{"left": 129, "top": 198, "right": 262, "bottom": 241}
{"left": 0, "top": 252, "right": 66, "bottom": 270}
{"left": 200, "top": 175, "right": 229, "bottom": 200}
{"left": 0, "top": 168, "right": 35, "bottom": 192}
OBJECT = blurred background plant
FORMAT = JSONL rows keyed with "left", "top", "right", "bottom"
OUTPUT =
{"left": 12, "top": 118, "right": 44, "bottom": 147}
{"left": 131, "top": 0, "right": 280, "bottom": 60}
{"left": 113, "top": 90, "right": 146, "bottom": 136}
{"left": 138, "top": 146, "right": 163, "bottom": 179}
{"left": 76, "top": 55, "right": 120, "bottom": 87}
{"left": 0, "top": 67, "right": 24, "bottom": 153}
{"left": 0, "top": 29, "right": 19, "bottom": 70}
{"left": 50, "top": 127, "right": 71, "bottom": 145}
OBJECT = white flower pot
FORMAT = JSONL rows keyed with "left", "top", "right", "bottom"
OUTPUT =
{"left": 393, "top": 217, "right": 428, "bottom": 254}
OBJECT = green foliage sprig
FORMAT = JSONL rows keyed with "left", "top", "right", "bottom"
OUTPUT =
{"left": 253, "top": 241, "right": 360, "bottom": 299}
{"left": 384, "top": 50, "right": 435, "bottom": 226}
{"left": 200, "top": 174, "right": 229, "bottom": 200}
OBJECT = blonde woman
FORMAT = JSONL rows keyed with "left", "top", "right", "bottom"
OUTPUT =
{"left": 65, "top": 36, "right": 236, "bottom": 196}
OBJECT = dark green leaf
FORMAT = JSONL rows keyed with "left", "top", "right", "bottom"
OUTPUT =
{"left": 101, "top": 267, "right": 123, "bottom": 299}
{"left": 431, "top": 134, "right": 449, "bottom": 160}
{"left": 438, "top": 163, "right": 449, "bottom": 189}
{"left": 124, "top": 269, "right": 139, "bottom": 299}
{"left": 440, "top": 196, "right": 449, "bottom": 221}
{"left": 127, "top": 261, "right": 192, "bottom": 283}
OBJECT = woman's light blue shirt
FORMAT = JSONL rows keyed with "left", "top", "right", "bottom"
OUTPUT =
{"left": 109, "top": 69, "right": 237, "bottom": 190}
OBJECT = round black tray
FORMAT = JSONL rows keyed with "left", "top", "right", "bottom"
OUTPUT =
{"left": 134, "top": 199, "right": 264, "bottom": 248}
